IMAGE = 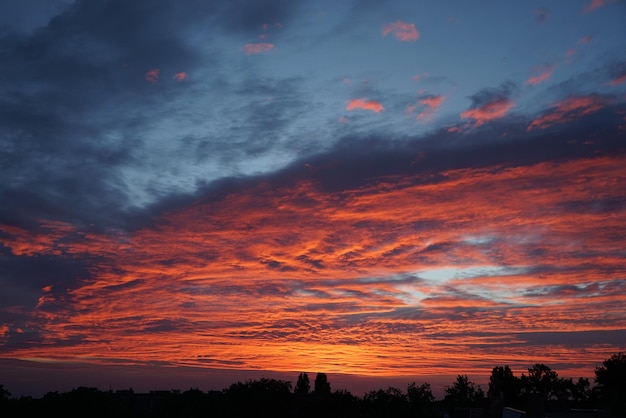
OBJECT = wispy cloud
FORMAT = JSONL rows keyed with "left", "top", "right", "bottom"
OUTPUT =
{"left": 526, "top": 65, "right": 555, "bottom": 85}
{"left": 528, "top": 95, "right": 606, "bottom": 130}
{"left": 145, "top": 68, "right": 160, "bottom": 84}
{"left": 382, "top": 21, "right": 420, "bottom": 42}
{"left": 243, "top": 42, "right": 275, "bottom": 55}
{"left": 584, "top": 0, "right": 606, "bottom": 13}
{"left": 173, "top": 72, "right": 187, "bottom": 81}
{"left": 346, "top": 98, "right": 384, "bottom": 113}
{"left": 460, "top": 98, "right": 514, "bottom": 127}
{"left": 407, "top": 95, "right": 445, "bottom": 121}
{"left": 609, "top": 73, "right": 626, "bottom": 86}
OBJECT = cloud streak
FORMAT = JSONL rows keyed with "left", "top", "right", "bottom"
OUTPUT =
{"left": 243, "top": 42, "right": 275, "bottom": 54}
{"left": 526, "top": 65, "right": 555, "bottom": 85}
{"left": 382, "top": 21, "right": 420, "bottom": 42}
{"left": 528, "top": 95, "right": 606, "bottom": 131}
{"left": 346, "top": 99, "right": 385, "bottom": 113}
{"left": 461, "top": 98, "right": 514, "bottom": 127}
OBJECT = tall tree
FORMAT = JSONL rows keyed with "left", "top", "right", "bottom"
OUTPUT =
{"left": 488, "top": 365, "right": 522, "bottom": 415}
{"left": 595, "top": 352, "right": 626, "bottom": 415}
{"left": 521, "top": 364, "right": 573, "bottom": 415}
{"left": 522, "top": 363, "right": 560, "bottom": 401}
{"left": 313, "top": 372, "right": 331, "bottom": 396}
{"left": 294, "top": 372, "right": 310, "bottom": 396}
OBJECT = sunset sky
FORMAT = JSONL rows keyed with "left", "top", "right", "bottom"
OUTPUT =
{"left": 1, "top": 0, "right": 626, "bottom": 398}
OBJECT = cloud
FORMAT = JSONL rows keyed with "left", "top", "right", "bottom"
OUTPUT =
{"left": 243, "top": 42, "right": 275, "bottom": 55}
{"left": 526, "top": 65, "right": 555, "bottom": 85}
{"left": 346, "top": 98, "right": 384, "bottom": 113}
{"left": 173, "top": 72, "right": 187, "bottom": 81}
{"left": 407, "top": 95, "right": 445, "bottom": 121}
{"left": 460, "top": 98, "right": 514, "bottom": 127}
{"left": 145, "top": 68, "right": 160, "bottom": 84}
{"left": 1, "top": 107, "right": 624, "bottom": 377}
{"left": 578, "top": 35, "right": 593, "bottom": 44}
{"left": 2, "top": 119, "right": 624, "bottom": 375}
{"left": 584, "top": 0, "right": 606, "bottom": 13}
{"left": 528, "top": 95, "right": 607, "bottom": 131}
{"left": 420, "top": 95, "right": 444, "bottom": 109}
{"left": 382, "top": 21, "right": 420, "bottom": 42}
{"left": 460, "top": 83, "right": 517, "bottom": 127}
{"left": 609, "top": 74, "right": 626, "bottom": 86}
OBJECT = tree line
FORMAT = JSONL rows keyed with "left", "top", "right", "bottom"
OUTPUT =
{"left": 1, "top": 352, "right": 624, "bottom": 417}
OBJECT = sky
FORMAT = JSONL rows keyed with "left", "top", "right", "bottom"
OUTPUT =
{"left": 1, "top": 0, "right": 626, "bottom": 398}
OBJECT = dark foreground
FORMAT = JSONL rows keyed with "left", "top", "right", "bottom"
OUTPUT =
{"left": 1, "top": 352, "right": 624, "bottom": 418}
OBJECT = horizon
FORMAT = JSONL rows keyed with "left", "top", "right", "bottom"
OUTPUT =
{"left": 0, "top": 354, "right": 613, "bottom": 400}
{"left": 1, "top": 0, "right": 625, "bottom": 399}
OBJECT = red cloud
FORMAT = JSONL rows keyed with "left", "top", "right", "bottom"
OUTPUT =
{"left": 526, "top": 65, "right": 555, "bottom": 85}
{"left": 578, "top": 35, "right": 592, "bottom": 44}
{"left": 460, "top": 98, "right": 514, "bottom": 127}
{"left": 173, "top": 72, "right": 187, "bottom": 81}
{"left": 145, "top": 68, "right": 159, "bottom": 84}
{"left": 584, "top": 0, "right": 605, "bottom": 13}
{"left": 382, "top": 21, "right": 420, "bottom": 42}
{"left": 528, "top": 96, "right": 606, "bottom": 131}
{"left": 243, "top": 43, "right": 275, "bottom": 55}
{"left": 609, "top": 73, "right": 626, "bottom": 86}
{"left": 346, "top": 99, "right": 384, "bottom": 113}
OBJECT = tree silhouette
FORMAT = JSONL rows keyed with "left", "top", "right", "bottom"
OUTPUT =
{"left": 364, "top": 387, "right": 408, "bottom": 418}
{"left": 313, "top": 373, "right": 331, "bottom": 396}
{"left": 488, "top": 365, "right": 521, "bottom": 413}
{"left": 595, "top": 352, "right": 626, "bottom": 416}
{"left": 521, "top": 363, "right": 568, "bottom": 415}
{"left": 444, "top": 374, "right": 485, "bottom": 408}
{"left": 0, "top": 384, "right": 10, "bottom": 401}
{"left": 407, "top": 382, "right": 434, "bottom": 405}
{"left": 523, "top": 364, "right": 557, "bottom": 395}
{"left": 295, "top": 372, "right": 310, "bottom": 396}
{"left": 569, "top": 377, "right": 591, "bottom": 407}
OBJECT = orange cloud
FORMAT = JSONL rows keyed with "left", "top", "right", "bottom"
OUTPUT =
{"left": 243, "top": 43, "right": 275, "bottom": 55}
{"left": 2, "top": 147, "right": 626, "bottom": 382}
{"left": 382, "top": 21, "right": 420, "bottom": 42}
{"left": 3, "top": 154, "right": 624, "bottom": 378}
{"left": 526, "top": 65, "right": 555, "bottom": 85}
{"left": 145, "top": 68, "right": 159, "bottom": 84}
{"left": 528, "top": 95, "right": 606, "bottom": 131}
{"left": 409, "top": 95, "right": 445, "bottom": 121}
{"left": 346, "top": 99, "right": 384, "bottom": 113}
{"left": 460, "top": 98, "right": 514, "bottom": 127}
{"left": 419, "top": 95, "right": 444, "bottom": 109}
{"left": 173, "top": 72, "right": 187, "bottom": 81}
